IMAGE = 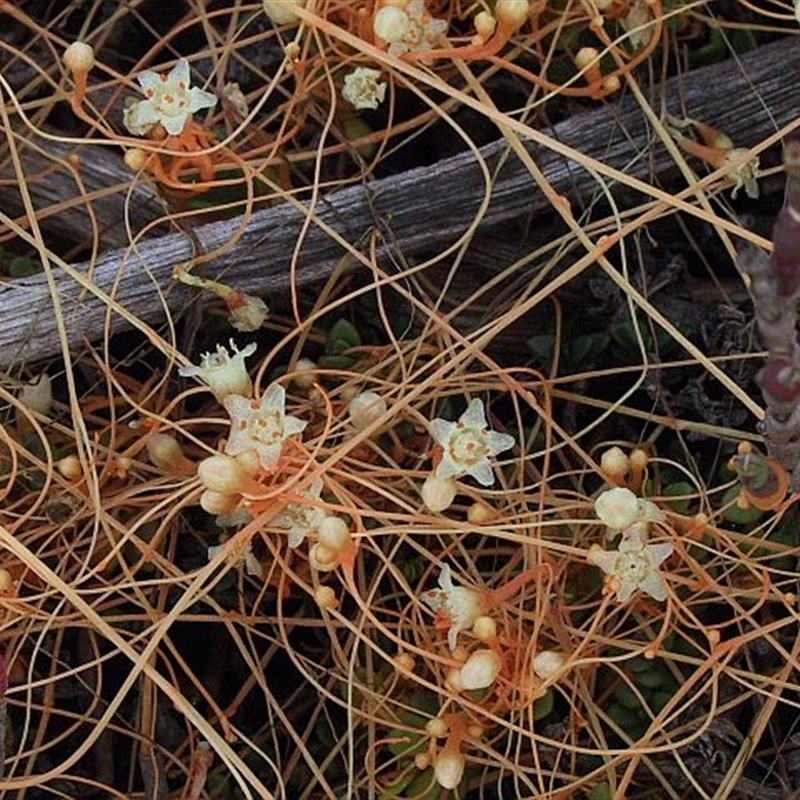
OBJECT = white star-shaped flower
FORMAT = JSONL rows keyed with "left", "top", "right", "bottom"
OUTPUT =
{"left": 430, "top": 398, "right": 515, "bottom": 486}
{"left": 223, "top": 383, "right": 307, "bottom": 470}
{"left": 421, "top": 564, "right": 485, "bottom": 651}
{"left": 123, "top": 58, "right": 217, "bottom": 137}
{"left": 587, "top": 537, "right": 673, "bottom": 602}
{"left": 270, "top": 478, "right": 326, "bottom": 548}
{"left": 179, "top": 340, "right": 256, "bottom": 403}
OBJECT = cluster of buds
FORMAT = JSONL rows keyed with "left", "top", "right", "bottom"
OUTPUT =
{"left": 309, "top": 515, "right": 355, "bottom": 572}
{"left": 424, "top": 714, "right": 473, "bottom": 790}
{"left": 587, "top": 475, "right": 674, "bottom": 603}
{"left": 197, "top": 451, "right": 261, "bottom": 520}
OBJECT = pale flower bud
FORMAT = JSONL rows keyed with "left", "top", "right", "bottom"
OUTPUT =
{"left": 317, "top": 516, "right": 351, "bottom": 553}
{"left": 197, "top": 454, "right": 258, "bottom": 496}
{"left": 199, "top": 489, "right": 240, "bottom": 516}
{"left": 146, "top": 433, "right": 186, "bottom": 471}
{"left": 467, "top": 500, "right": 495, "bottom": 524}
{"left": 594, "top": 487, "right": 640, "bottom": 530}
{"left": 532, "top": 650, "right": 567, "bottom": 679}
{"left": 600, "top": 446, "right": 630, "bottom": 482}
{"left": 458, "top": 649, "right": 501, "bottom": 690}
{"left": 293, "top": 358, "right": 318, "bottom": 390}
{"left": 434, "top": 749, "right": 465, "bottom": 790}
{"left": 575, "top": 46, "right": 600, "bottom": 71}
{"left": 348, "top": 390, "right": 387, "bottom": 430}
{"left": 421, "top": 474, "right": 457, "bottom": 513}
{"left": 314, "top": 585, "right": 338, "bottom": 610}
{"left": 472, "top": 615, "right": 497, "bottom": 642}
{"left": 395, "top": 653, "right": 415, "bottom": 673}
{"left": 63, "top": 41, "right": 95, "bottom": 74}
{"left": 474, "top": 10, "right": 497, "bottom": 39}
{"left": 445, "top": 666, "right": 463, "bottom": 692}
{"left": 425, "top": 718, "right": 448, "bottom": 738}
{"left": 0, "top": 568, "right": 14, "bottom": 595}
{"left": 373, "top": 5, "right": 410, "bottom": 43}
{"left": 263, "top": 0, "right": 307, "bottom": 25}
{"left": 228, "top": 293, "right": 268, "bottom": 332}
{"left": 57, "top": 455, "right": 82, "bottom": 481}
{"left": 309, "top": 543, "right": 339, "bottom": 572}
{"left": 124, "top": 148, "right": 148, "bottom": 171}
{"left": 495, "top": 0, "right": 529, "bottom": 30}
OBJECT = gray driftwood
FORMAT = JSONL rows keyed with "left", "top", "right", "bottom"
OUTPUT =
{"left": 1, "top": 37, "right": 798, "bottom": 369}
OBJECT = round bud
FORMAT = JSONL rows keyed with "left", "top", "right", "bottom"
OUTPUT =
{"left": 314, "top": 585, "right": 338, "bottom": 610}
{"left": 414, "top": 752, "right": 431, "bottom": 770}
{"left": 467, "top": 500, "right": 494, "bottom": 525}
{"left": 458, "top": 649, "right": 501, "bottom": 690}
{"left": 146, "top": 433, "right": 185, "bottom": 471}
{"left": 575, "top": 47, "right": 600, "bottom": 71}
{"left": 293, "top": 358, "right": 318, "bottom": 391}
{"left": 426, "top": 717, "right": 448, "bottom": 738}
{"left": 57, "top": 455, "right": 82, "bottom": 481}
{"left": 0, "top": 568, "right": 14, "bottom": 593}
{"left": 472, "top": 615, "right": 497, "bottom": 642}
{"left": 124, "top": 148, "right": 148, "bottom": 171}
{"left": 199, "top": 489, "right": 240, "bottom": 516}
{"left": 602, "top": 74, "right": 621, "bottom": 94}
{"left": 318, "top": 516, "right": 351, "bottom": 553}
{"left": 532, "top": 650, "right": 567, "bottom": 679}
{"left": 373, "top": 5, "right": 410, "bottom": 43}
{"left": 348, "top": 390, "right": 387, "bottom": 431}
{"left": 495, "top": 0, "right": 530, "bottom": 30}
{"left": 421, "top": 474, "right": 457, "bottom": 513}
{"left": 63, "top": 41, "right": 95, "bottom": 74}
{"left": 395, "top": 652, "right": 415, "bottom": 673}
{"left": 434, "top": 750, "right": 465, "bottom": 790}
{"left": 474, "top": 10, "right": 497, "bottom": 39}
{"left": 309, "top": 543, "right": 338, "bottom": 572}
{"left": 599, "top": 446, "right": 630, "bottom": 481}
{"left": 262, "top": 0, "right": 307, "bottom": 25}
{"left": 198, "top": 454, "right": 253, "bottom": 495}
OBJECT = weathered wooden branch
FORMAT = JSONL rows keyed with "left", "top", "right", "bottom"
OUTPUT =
{"left": 1, "top": 36, "right": 798, "bottom": 369}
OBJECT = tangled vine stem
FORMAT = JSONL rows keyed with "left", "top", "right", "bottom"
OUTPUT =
{"left": 741, "top": 140, "right": 800, "bottom": 487}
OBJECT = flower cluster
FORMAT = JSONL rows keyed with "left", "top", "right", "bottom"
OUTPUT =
{"left": 123, "top": 59, "right": 217, "bottom": 137}
{"left": 588, "top": 483, "right": 673, "bottom": 602}
{"left": 372, "top": 0, "right": 448, "bottom": 58}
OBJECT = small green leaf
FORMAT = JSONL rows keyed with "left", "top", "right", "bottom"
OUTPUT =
{"left": 8, "top": 256, "right": 38, "bottom": 277}
{"left": 720, "top": 485, "right": 763, "bottom": 525}
{"left": 527, "top": 333, "right": 556, "bottom": 362}
{"left": 662, "top": 482, "right": 696, "bottom": 515}
{"left": 326, "top": 319, "right": 361, "bottom": 354}
{"left": 588, "top": 783, "right": 613, "bottom": 800}
{"left": 565, "top": 332, "right": 610, "bottom": 366}
{"left": 533, "top": 688, "right": 554, "bottom": 720}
